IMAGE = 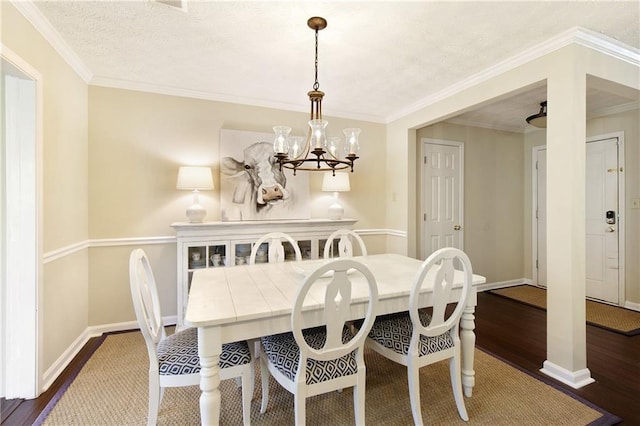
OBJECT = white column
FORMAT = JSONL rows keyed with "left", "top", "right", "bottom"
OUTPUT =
{"left": 541, "top": 50, "right": 594, "bottom": 388}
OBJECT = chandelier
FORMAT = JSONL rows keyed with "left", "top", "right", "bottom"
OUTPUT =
{"left": 273, "top": 17, "right": 360, "bottom": 176}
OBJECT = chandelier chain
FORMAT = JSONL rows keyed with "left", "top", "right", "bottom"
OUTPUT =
{"left": 313, "top": 28, "right": 319, "bottom": 91}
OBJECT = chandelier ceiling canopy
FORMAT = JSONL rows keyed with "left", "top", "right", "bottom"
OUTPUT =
{"left": 273, "top": 17, "right": 360, "bottom": 176}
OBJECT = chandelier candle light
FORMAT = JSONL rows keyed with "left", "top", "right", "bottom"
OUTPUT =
{"left": 176, "top": 166, "right": 214, "bottom": 223}
{"left": 273, "top": 17, "right": 361, "bottom": 175}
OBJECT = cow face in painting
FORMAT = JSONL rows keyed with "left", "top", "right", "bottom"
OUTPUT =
{"left": 221, "top": 142, "right": 291, "bottom": 214}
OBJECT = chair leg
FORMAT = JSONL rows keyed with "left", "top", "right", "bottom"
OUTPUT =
{"left": 407, "top": 362, "right": 424, "bottom": 426}
{"left": 147, "top": 374, "right": 161, "bottom": 426}
{"left": 241, "top": 365, "right": 252, "bottom": 426}
{"left": 294, "top": 391, "right": 306, "bottom": 426}
{"left": 449, "top": 353, "right": 469, "bottom": 421}
{"left": 259, "top": 352, "right": 270, "bottom": 414}
{"left": 354, "top": 373, "right": 366, "bottom": 425}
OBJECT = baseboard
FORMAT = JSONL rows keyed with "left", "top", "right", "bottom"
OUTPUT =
{"left": 624, "top": 300, "right": 640, "bottom": 312}
{"left": 41, "top": 329, "right": 91, "bottom": 392}
{"left": 540, "top": 360, "right": 595, "bottom": 389}
{"left": 41, "top": 315, "right": 178, "bottom": 394}
{"left": 477, "top": 278, "right": 529, "bottom": 292}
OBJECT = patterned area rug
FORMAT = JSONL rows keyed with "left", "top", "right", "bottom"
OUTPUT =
{"left": 36, "top": 330, "right": 621, "bottom": 425}
{"left": 489, "top": 285, "right": 640, "bottom": 336}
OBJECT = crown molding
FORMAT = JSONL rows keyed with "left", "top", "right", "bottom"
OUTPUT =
{"left": 386, "top": 27, "right": 640, "bottom": 123}
{"left": 11, "top": 0, "right": 93, "bottom": 83}
{"left": 89, "top": 76, "right": 385, "bottom": 123}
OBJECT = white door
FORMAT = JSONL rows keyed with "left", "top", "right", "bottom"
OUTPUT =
{"left": 585, "top": 138, "right": 620, "bottom": 303}
{"left": 421, "top": 139, "right": 464, "bottom": 258}
{"left": 535, "top": 137, "right": 621, "bottom": 304}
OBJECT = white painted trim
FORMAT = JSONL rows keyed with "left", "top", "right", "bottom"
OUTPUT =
{"left": 356, "top": 228, "right": 406, "bottom": 238}
{"left": 1, "top": 43, "right": 44, "bottom": 399}
{"left": 624, "top": 301, "right": 640, "bottom": 312}
{"left": 540, "top": 360, "right": 595, "bottom": 389}
{"left": 43, "top": 236, "right": 177, "bottom": 263}
{"left": 89, "top": 235, "right": 177, "bottom": 247}
{"left": 387, "top": 27, "right": 639, "bottom": 123}
{"left": 41, "top": 229, "right": 401, "bottom": 262}
{"left": 41, "top": 329, "right": 90, "bottom": 392}
{"left": 43, "top": 241, "right": 90, "bottom": 264}
{"left": 10, "top": 1, "right": 92, "bottom": 83}
{"left": 476, "top": 279, "right": 527, "bottom": 293}
{"left": 42, "top": 315, "right": 177, "bottom": 392}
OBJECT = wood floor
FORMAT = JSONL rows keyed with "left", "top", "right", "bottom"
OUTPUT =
{"left": 2, "top": 291, "right": 639, "bottom": 425}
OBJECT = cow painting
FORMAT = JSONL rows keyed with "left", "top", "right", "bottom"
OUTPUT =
{"left": 219, "top": 130, "right": 310, "bottom": 221}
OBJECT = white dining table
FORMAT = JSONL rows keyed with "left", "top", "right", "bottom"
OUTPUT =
{"left": 185, "top": 253, "right": 486, "bottom": 425}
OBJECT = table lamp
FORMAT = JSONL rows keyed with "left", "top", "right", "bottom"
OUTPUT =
{"left": 322, "top": 171, "right": 350, "bottom": 220}
{"left": 176, "top": 166, "right": 214, "bottom": 223}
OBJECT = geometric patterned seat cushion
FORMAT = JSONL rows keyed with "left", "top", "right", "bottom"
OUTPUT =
{"left": 261, "top": 326, "right": 358, "bottom": 385}
{"left": 366, "top": 310, "right": 454, "bottom": 357}
{"left": 157, "top": 327, "right": 251, "bottom": 376}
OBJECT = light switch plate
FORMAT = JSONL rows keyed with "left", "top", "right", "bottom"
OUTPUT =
{"left": 632, "top": 199, "right": 640, "bottom": 209}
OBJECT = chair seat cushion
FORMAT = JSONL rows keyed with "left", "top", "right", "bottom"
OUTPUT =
{"left": 157, "top": 328, "right": 251, "bottom": 376}
{"left": 366, "top": 310, "right": 454, "bottom": 357}
{"left": 261, "top": 326, "right": 357, "bottom": 385}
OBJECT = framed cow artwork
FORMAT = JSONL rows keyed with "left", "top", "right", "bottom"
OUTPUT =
{"left": 219, "top": 129, "right": 311, "bottom": 221}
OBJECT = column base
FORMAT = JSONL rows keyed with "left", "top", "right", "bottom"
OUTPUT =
{"left": 540, "top": 360, "right": 595, "bottom": 389}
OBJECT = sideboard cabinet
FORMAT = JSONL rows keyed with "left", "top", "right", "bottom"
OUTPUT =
{"left": 171, "top": 219, "right": 357, "bottom": 325}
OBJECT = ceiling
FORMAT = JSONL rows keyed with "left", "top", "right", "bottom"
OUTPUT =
{"left": 27, "top": 1, "right": 640, "bottom": 132}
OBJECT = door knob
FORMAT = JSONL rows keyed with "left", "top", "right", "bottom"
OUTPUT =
{"left": 607, "top": 226, "right": 615, "bottom": 233}
{"left": 454, "top": 225, "right": 461, "bottom": 231}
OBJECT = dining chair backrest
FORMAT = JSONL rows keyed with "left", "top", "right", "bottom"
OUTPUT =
{"left": 291, "top": 259, "right": 378, "bottom": 364}
{"left": 323, "top": 229, "right": 367, "bottom": 259}
{"left": 409, "top": 247, "right": 473, "bottom": 341}
{"left": 129, "top": 248, "right": 166, "bottom": 359}
{"left": 250, "top": 231, "right": 302, "bottom": 264}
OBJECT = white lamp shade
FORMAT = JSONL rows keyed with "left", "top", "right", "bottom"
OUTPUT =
{"left": 176, "top": 166, "right": 214, "bottom": 190}
{"left": 322, "top": 172, "right": 350, "bottom": 192}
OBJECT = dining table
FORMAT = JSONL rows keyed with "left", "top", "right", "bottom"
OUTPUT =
{"left": 184, "top": 253, "right": 486, "bottom": 425}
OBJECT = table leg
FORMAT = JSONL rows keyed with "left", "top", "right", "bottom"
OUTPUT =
{"left": 460, "top": 301, "right": 476, "bottom": 397}
{"left": 198, "top": 326, "right": 222, "bottom": 426}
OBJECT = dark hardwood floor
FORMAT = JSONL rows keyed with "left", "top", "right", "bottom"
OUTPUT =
{"left": 2, "top": 291, "right": 638, "bottom": 425}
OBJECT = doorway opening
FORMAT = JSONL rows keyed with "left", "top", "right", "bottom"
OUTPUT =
{"left": 532, "top": 132, "right": 626, "bottom": 305}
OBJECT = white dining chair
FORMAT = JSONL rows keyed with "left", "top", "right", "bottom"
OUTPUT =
{"left": 129, "top": 248, "right": 254, "bottom": 426}
{"left": 323, "top": 229, "right": 367, "bottom": 259}
{"left": 249, "top": 231, "right": 302, "bottom": 264}
{"left": 259, "top": 259, "right": 379, "bottom": 425}
{"left": 358, "top": 247, "right": 473, "bottom": 425}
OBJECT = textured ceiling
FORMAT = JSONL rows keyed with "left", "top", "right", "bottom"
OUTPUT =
{"left": 29, "top": 1, "right": 640, "bottom": 131}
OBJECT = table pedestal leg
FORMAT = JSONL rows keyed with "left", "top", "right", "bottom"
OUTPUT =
{"left": 460, "top": 303, "right": 476, "bottom": 397}
{"left": 198, "top": 326, "right": 221, "bottom": 426}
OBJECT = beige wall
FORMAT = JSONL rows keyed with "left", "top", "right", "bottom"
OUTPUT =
{"left": 87, "top": 86, "right": 386, "bottom": 325}
{"left": 524, "top": 109, "right": 640, "bottom": 303}
{"left": 417, "top": 123, "right": 525, "bottom": 283}
{"left": 2, "top": 3, "right": 89, "bottom": 373}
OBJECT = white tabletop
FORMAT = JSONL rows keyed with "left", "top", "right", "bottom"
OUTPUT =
{"left": 185, "top": 253, "right": 486, "bottom": 328}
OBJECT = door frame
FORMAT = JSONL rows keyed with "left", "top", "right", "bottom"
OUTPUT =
{"left": 419, "top": 138, "right": 465, "bottom": 259}
{"left": 531, "top": 131, "right": 626, "bottom": 305}
{"left": 1, "top": 44, "right": 43, "bottom": 398}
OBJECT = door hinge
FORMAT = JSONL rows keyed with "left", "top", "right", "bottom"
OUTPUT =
{"left": 535, "top": 161, "right": 538, "bottom": 170}
{"left": 424, "top": 156, "right": 427, "bottom": 164}
{"left": 423, "top": 213, "right": 427, "bottom": 221}
{"left": 536, "top": 209, "right": 539, "bottom": 219}
{"left": 536, "top": 259, "right": 538, "bottom": 269}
